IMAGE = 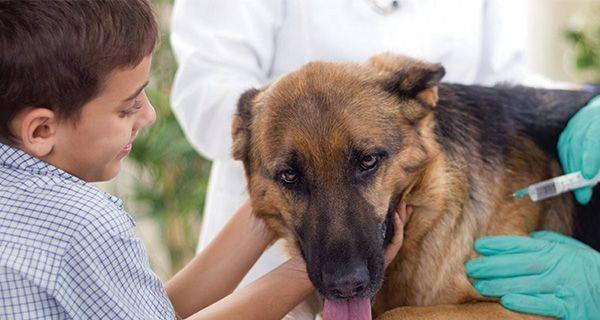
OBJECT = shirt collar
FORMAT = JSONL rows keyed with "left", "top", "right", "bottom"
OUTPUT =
{"left": 0, "top": 143, "right": 126, "bottom": 208}
{"left": 0, "top": 142, "right": 86, "bottom": 185}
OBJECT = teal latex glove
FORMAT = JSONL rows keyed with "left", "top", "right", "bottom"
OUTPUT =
{"left": 466, "top": 231, "right": 600, "bottom": 320}
{"left": 558, "top": 95, "right": 600, "bottom": 205}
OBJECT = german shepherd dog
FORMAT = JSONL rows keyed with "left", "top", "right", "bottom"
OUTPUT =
{"left": 231, "top": 54, "right": 600, "bottom": 319}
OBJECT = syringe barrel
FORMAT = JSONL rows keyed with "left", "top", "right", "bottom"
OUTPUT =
{"left": 529, "top": 172, "right": 594, "bottom": 201}
{"left": 529, "top": 180, "right": 559, "bottom": 201}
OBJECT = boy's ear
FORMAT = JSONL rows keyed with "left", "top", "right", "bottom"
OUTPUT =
{"left": 231, "top": 88, "right": 260, "bottom": 162}
{"left": 366, "top": 53, "right": 446, "bottom": 107}
{"left": 13, "top": 108, "right": 58, "bottom": 157}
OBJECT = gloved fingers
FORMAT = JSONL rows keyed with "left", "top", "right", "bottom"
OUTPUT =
{"left": 530, "top": 231, "right": 591, "bottom": 250}
{"left": 558, "top": 131, "right": 577, "bottom": 174}
{"left": 474, "top": 275, "right": 557, "bottom": 297}
{"left": 501, "top": 293, "right": 566, "bottom": 319}
{"left": 569, "top": 121, "right": 591, "bottom": 205}
{"left": 558, "top": 127, "right": 572, "bottom": 173}
{"left": 466, "top": 253, "right": 547, "bottom": 279}
{"left": 474, "top": 236, "right": 548, "bottom": 256}
{"left": 559, "top": 98, "right": 600, "bottom": 204}
{"left": 567, "top": 138, "right": 584, "bottom": 175}
{"left": 569, "top": 123, "right": 598, "bottom": 204}
{"left": 558, "top": 130, "right": 569, "bottom": 170}
{"left": 567, "top": 117, "right": 591, "bottom": 174}
{"left": 574, "top": 187, "right": 593, "bottom": 206}
{"left": 570, "top": 119, "right": 595, "bottom": 173}
{"left": 581, "top": 131, "right": 600, "bottom": 180}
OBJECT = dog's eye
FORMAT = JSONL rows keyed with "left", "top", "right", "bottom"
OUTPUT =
{"left": 280, "top": 169, "right": 299, "bottom": 184}
{"left": 360, "top": 155, "right": 380, "bottom": 171}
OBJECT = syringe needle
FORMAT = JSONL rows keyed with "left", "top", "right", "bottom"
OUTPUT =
{"left": 512, "top": 188, "right": 529, "bottom": 199}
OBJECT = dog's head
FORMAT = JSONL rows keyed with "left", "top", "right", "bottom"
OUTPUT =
{"left": 232, "top": 54, "right": 445, "bottom": 301}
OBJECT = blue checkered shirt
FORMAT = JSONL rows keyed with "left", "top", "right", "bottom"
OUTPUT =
{"left": 0, "top": 143, "right": 176, "bottom": 319}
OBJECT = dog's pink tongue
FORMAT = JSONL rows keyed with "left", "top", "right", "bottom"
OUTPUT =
{"left": 323, "top": 298, "right": 371, "bottom": 320}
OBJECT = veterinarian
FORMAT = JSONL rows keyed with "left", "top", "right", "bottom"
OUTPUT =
{"left": 169, "top": 0, "right": 600, "bottom": 318}
{"left": 467, "top": 96, "right": 600, "bottom": 320}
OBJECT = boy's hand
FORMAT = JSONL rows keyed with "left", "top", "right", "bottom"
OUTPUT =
{"left": 384, "top": 202, "right": 413, "bottom": 268}
{"left": 236, "top": 198, "right": 275, "bottom": 247}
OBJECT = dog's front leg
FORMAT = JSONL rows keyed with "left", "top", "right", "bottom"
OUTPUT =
{"left": 376, "top": 302, "right": 552, "bottom": 320}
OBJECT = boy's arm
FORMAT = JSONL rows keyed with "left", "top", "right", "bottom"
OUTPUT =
{"left": 187, "top": 257, "right": 313, "bottom": 320}
{"left": 165, "top": 199, "right": 276, "bottom": 317}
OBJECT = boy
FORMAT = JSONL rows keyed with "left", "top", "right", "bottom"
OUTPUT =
{"left": 0, "top": 1, "right": 408, "bottom": 319}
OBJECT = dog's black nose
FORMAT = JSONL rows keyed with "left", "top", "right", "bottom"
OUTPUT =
{"left": 322, "top": 263, "right": 370, "bottom": 298}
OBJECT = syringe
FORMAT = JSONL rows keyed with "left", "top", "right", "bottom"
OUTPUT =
{"left": 513, "top": 171, "right": 600, "bottom": 202}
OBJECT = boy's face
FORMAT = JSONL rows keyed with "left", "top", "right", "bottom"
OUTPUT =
{"left": 50, "top": 55, "right": 156, "bottom": 182}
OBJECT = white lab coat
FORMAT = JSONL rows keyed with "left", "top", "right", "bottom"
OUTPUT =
{"left": 170, "top": 0, "right": 526, "bottom": 317}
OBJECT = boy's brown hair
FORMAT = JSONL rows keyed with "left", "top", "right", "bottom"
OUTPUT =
{"left": 0, "top": 0, "right": 159, "bottom": 144}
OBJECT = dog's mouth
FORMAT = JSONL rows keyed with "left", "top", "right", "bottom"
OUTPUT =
{"left": 319, "top": 258, "right": 379, "bottom": 319}
{"left": 323, "top": 298, "right": 372, "bottom": 320}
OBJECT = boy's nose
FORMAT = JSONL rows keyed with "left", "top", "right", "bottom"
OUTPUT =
{"left": 143, "top": 103, "right": 157, "bottom": 127}
{"left": 136, "top": 97, "right": 157, "bottom": 130}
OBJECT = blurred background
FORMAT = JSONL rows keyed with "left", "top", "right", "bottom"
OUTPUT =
{"left": 97, "top": 0, "right": 600, "bottom": 281}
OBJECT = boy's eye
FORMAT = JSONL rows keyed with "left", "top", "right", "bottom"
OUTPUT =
{"left": 119, "top": 100, "right": 142, "bottom": 117}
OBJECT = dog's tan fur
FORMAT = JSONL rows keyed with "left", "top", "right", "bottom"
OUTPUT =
{"left": 231, "top": 54, "right": 581, "bottom": 319}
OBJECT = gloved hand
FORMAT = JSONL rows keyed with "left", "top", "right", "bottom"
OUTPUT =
{"left": 466, "top": 231, "right": 600, "bottom": 320}
{"left": 558, "top": 95, "right": 600, "bottom": 205}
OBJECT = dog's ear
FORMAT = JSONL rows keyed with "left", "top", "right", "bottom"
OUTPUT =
{"left": 367, "top": 53, "right": 446, "bottom": 107}
{"left": 231, "top": 88, "right": 259, "bottom": 162}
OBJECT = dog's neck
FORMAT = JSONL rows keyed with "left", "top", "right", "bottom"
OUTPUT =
{"left": 406, "top": 153, "right": 457, "bottom": 212}
{"left": 399, "top": 131, "right": 477, "bottom": 245}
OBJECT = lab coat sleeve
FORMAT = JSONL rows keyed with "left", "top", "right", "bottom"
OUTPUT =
{"left": 474, "top": 0, "right": 527, "bottom": 85}
{"left": 170, "top": 0, "right": 284, "bottom": 160}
